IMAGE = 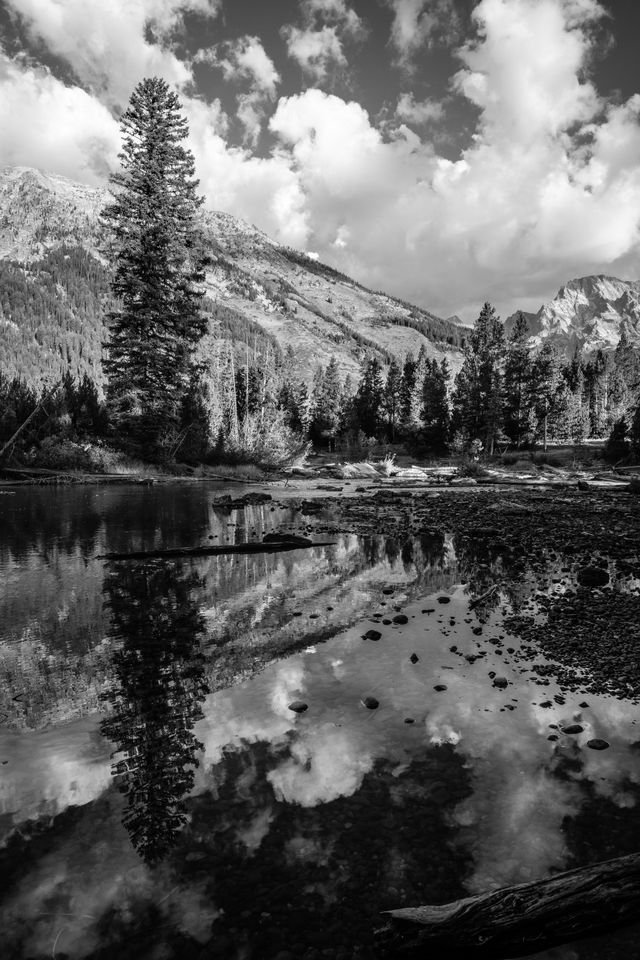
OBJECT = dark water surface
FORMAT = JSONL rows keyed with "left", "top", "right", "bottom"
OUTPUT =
{"left": 0, "top": 486, "right": 639, "bottom": 960}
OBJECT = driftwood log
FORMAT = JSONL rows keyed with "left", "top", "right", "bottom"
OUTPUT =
{"left": 99, "top": 538, "right": 336, "bottom": 561}
{"left": 376, "top": 853, "right": 640, "bottom": 958}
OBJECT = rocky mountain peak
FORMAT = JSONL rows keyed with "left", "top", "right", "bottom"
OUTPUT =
{"left": 506, "top": 274, "right": 640, "bottom": 356}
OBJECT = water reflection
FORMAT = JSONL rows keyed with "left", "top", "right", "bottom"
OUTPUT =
{"left": 1, "top": 487, "right": 640, "bottom": 959}
{"left": 101, "top": 560, "right": 209, "bottom": 862}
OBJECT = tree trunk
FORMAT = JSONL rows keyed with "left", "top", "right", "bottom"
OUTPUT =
{"left": 375, "top": 853, "right": 640, "bottom": 959}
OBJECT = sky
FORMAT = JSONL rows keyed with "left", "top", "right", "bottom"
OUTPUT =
{"left": 1, "top": 0, "right": 640, "bottom": 322}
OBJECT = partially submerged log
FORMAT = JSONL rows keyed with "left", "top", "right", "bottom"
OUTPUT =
{"left": 100, "top": 535, "right": 335, "bottom": 562}
{"left": 376, "top": 853, "right": 640, "bottom": 958}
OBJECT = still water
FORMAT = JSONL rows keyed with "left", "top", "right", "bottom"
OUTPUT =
{"left": 0, "top": 485, "right": 639, "bottom": 960}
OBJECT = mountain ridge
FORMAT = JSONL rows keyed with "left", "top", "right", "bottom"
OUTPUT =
{"left": 0, "top": 166, "right": 465, "bottom": 386}
{"left": 506, "top": 274, "right": 640, "bottom": 357}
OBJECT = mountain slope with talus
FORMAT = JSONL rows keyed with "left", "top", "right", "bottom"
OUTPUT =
{"left": 506, "top": 275, "right": 640, "bottom": 357}
{"left": 0, "top": 166, "right": 464, "bottom": 386}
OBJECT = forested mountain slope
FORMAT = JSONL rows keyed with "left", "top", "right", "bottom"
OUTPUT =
{"left": 0, "top": 166, "right": 464, "bottom": 386}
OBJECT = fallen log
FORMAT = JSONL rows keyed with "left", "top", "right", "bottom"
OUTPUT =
{"left": 99, "top": 537, "right": 336, "bottom": 561}
{"left": 375, "top": 852, "right": 640, "bottom": 958}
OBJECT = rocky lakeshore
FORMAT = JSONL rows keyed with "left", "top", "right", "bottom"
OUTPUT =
{"left": 284, "top": 486, "right": 640, "bottom": 703}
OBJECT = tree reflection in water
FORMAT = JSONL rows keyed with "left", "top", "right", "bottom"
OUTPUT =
{"left": 100, "top": 559, "right": 209, "bottom": 863}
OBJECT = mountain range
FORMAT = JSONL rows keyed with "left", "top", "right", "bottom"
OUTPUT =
{"left": 1, "top": 165, "right": 639, "bottom": 389}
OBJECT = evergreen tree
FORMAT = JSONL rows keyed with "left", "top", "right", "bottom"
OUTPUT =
{"left": 421, "top": 359, "right": 450, "bottom": 450}
{"left": 355, "top": 356, "right": 383, "bottom": 438}
{"left": 503, "top": 312, "right": 534, "bottom": 447}
{"left": 452, "top": 303, "right": 505, "bottom": 454}
{"left": 584, "top": 349, "right": 609, "bottom": 437}
{"left": 531, "top": 343, "right": 560, "bottom": 450}
{"left": 102, "top": 77, "right": 207, "bottom": 458}
{"left": 400, "top": 353, "right": 418, "bottom": 427}
{"left": 310, "top": 357, "right": 342, "bottom": 440}
{"left": 566, "top": 362, "right": 590, "bottom": 443}
{"left": 383, "top": 358, "right": 403, "bottom": 440}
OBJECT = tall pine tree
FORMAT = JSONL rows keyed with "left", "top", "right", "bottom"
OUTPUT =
{"left": 102, "top": 77, "right": 207, "bottom": 458}
{"left": 503, "top": 312, "right": 534, "bottom": 448}
{"left": 421, "top": 359, "right": 450, "bottom": 450}
{"left": 452, "top": 303, "right": 505, "bottom": 454}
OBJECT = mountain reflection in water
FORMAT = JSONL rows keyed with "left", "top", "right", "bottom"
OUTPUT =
{"left": 0, "top": 486, "right": 639, "bottom": 959}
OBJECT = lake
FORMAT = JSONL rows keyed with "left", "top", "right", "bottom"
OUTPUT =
{"left": 1, "top": 484, "right": 639, "bottom": 960}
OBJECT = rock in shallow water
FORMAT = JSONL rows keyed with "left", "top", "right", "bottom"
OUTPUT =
{"left": 410, "top": 653, "right": 419, "bottom": 664}
{"left": 362, "top": 696, "right": 379, "bottom": 710}
{"left": 434, "top": 684, "right": 448, "bottom": 692}
{"left": 288, "top": 701, "right": 308, "bottom": 714}
{"left": 562, "top": 723, "right": 584, "bottom": 734}
{"left": 362, "top": 629, "right": 382, "bottom": 641}
{"left": 493, "top": 677, "right": 508, "bottom": 689}
{"left": 393, "top": 614, "right": 409, "bottom": 624}
{"left": 587, "top": 738, "right": 610, "bottom": 750}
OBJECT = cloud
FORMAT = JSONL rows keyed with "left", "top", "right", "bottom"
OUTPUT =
{"left": 396, "top": 91, "right": 445, "bottom": 125}
{"left": 199, "top": 35, "right": 280, "bottom": 97}
{"left": 198, "top": 35, "right": 280, "bottom": 146}
{"left": 282, "top": 0, "right": 365, "bottom": 81}
{"left": 3, "top": 0, "right": 220, "bottom": 109}
{"left": 0, "top": 52, "right": 120, "bottom": 182}
{"left": 270, "top": 0, "right": 640, "bottom": 319}
{"left": 386, "top": 0, "right": 461, "bottom": 63}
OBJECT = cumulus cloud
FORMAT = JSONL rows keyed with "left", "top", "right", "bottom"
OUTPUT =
{"left": 270, "top": 0, "right": 640, "bottom": 318}
{"left": 3, "top": 0, "right": 220, "bottom": 109}
{"left": 198, "top": 35, "right": 280, "bottom": 146}
{"left": 386, "top": 0, "right": 461, "bottom": 63}
{"left": 0, "top": 52, "right": 120, "bottom": 182}
{"left": 282, "top": 0, "right": 365, "bottom": 81}
{"left": 205, "top": 35, "right": 280, "bottom": 97}
{"left": 396, "top": 91, "right": 444, "bottom": 125}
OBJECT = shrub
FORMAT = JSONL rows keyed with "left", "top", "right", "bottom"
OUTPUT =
{"left": 213, "top": 410, "right": 310, "bottom": 471}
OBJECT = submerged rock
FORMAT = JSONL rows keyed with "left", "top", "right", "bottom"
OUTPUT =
{"left": 410, "top": 653, "right": 419, "bottom": 664}
{"left": 393, "top": 614, "right": 409, "bottom": 625}
{"left": 493, "top": 677, "right": 508, "bottom": 689}
{"left": 434, "top": 684, "right": 448, "bottom": 692}
{"left": 587, "top": 738, "right": 610, "bottom": 750}
{"left": 362, "top": 629, "right": 382, "bottom": 641}
{"left": 361, "top": 696, "right": 379, "bottom": 710}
